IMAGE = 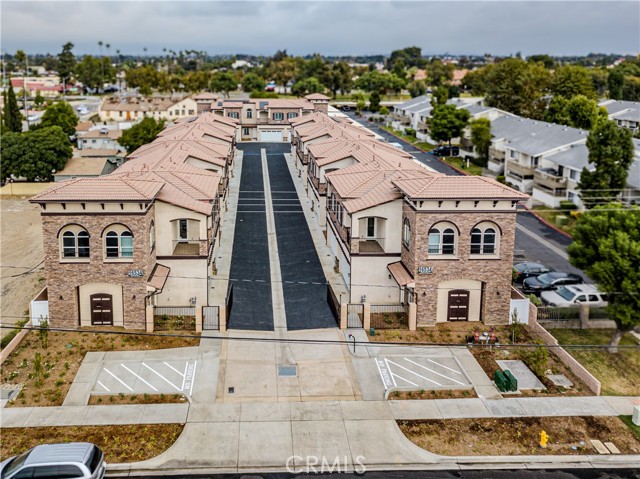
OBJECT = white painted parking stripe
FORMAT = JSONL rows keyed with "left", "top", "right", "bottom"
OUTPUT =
{"left": 189, "top": 361, "right": 198, "bottom": 396}
{"left": 384, "top": 358, "right": 397, "bottom": 388}
{"left": 181, "top": 362, "right": 188, "bottom": 391}
{"left": 163, "top": 361, "right": 185, "bottom": 377}
{"left": 375, "top": 359, "right": 390, "bottom": 390}
{"left": 428, "top": 358, "right": 464, "bottom": 375}
{"left": 391, "top": 372, "right": 419, "bottom": 387}
{"left": 103, "top": 367, "right": 133, "bottom": 391}
{"left": 142, "top": 362, "right": 181, "bottom": 392}
{"left": 121, "top": 363, "right": 158, "bottom": 392}
{"left": 97, "top": 380, "right": 110, "bottom": 392}
{"left": 404, "top": 358, "right": 465, "bottom": 386}
{"left": 386, "top": 359, "right": 442, "bottom": 386}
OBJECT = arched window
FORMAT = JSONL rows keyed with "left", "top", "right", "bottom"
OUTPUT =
{"left": 471, "top": 224, "right": 498, "bottom": 255}
{"left": 59, "top": 226, "right": 90, "bottom": 259}
{"left": 149, "top": 221, "right": 155, "bottom": 252}
{"left": 104, "top": 226, "right": 134, "bottom": 258}
{"left": 428, "top": 224, "right": 456, "bottom": 255}
{"left": 403, "top": 218, "right": 411, "bottom": 248}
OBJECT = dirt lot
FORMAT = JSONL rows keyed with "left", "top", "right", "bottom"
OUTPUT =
{"left": 371, "top": 323, "right": 590, "bottom": 396}
{"left": 1, "top": 424, "right": 184, "bottom": 463}
{"left": 0, "top": 197, "right": 45, "bottom": 337}
{"left": 2, "top": 328, "right": 200, "bottom": 407}
{"left": 399, "top": 416, "right": 640, "bottom": 456}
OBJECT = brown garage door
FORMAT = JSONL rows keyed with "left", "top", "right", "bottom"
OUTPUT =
{"left": 447, "top": 290, "right": 469, "bottom": 321}
{"left": 90, "top": 294, "right": 113, "bottom": 325}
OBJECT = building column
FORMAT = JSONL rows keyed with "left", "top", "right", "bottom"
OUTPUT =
{"left": 363, "top": 303, "right": 371, "bottom": 331}
{"left": 408, "top": 302, "right": 417, "bottom": 331}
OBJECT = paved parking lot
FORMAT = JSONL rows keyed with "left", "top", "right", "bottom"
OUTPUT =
{"left": 93, "top": 358, "right": 198, "bottom": 396}
{"left": 375, "top": 355, "right": 471, "bottom": 390}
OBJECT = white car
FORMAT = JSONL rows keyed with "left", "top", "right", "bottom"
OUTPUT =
{"left": 26, "top": 114, "right": 39, "bottom": 122}
{"left": 78, "top": 107, "right": 89, "bottom": 115}
{"left": 540, "top": 284, "right": 608, "bottom": 308}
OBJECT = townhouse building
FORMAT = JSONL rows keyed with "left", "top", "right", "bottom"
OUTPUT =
{"left": 30, "top": 114, "right": 234, "bottom": 330}
{"left": 600, "top": 100, "right": 640, "bottom": 132}
{"left": 99, "top": 95, "right": 198, "bottom": 122}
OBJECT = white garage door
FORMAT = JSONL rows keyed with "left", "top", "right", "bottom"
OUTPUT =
{"left": 260, "top": 130, "right": 284, "bottom": 142}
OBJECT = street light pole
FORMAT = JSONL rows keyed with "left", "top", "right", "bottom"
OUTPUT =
{"left": 24, "top": 53, "right": 29, "bottom": 129}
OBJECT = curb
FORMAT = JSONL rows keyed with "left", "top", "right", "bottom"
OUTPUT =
{"left": 521, "top": 204, "right": 574, "bottom": 239}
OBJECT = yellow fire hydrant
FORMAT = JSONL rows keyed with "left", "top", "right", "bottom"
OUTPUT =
{"left": 540, "top": 430, "right": 549, "bottom": 448}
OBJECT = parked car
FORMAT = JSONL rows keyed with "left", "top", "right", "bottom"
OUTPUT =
{"left": 389, "top": 142, "right": 404, "bottom": 150}
{"left": 522, "top": 272, "right": 583, "bottom": 295}
{"left": 0, "top": 442, "right": 106, "bottom": 479}
{"left": 26, "top": 114, "right": 39, "bottom": 122}
{"left": 77, "top": 106, "right": 89, "bottom": 115}
{"left": 540, "top": 284, "right": 608, "bottom": 308}
{"left": 431, "top": 145, "right": 460, "bottom": 157}
{"left": 512, "top": 262, "right": 553, "bottom": 284}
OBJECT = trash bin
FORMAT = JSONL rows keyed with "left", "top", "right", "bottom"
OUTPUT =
{"left": 494, "top": 370, "right": 507, "bottom": 392}
{"left": 503, "top": 369, "right": 518, "bottom": 392}
{"left": 369, "top": 327, "right": 376, "bottom": 336}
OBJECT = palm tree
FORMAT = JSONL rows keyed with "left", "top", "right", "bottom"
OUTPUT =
{"left": 98, "top": 41, "right": 104, "bottom": 91}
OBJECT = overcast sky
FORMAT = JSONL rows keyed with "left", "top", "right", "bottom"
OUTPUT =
{"left": 1, "top": 1, "right": 638, "bottom": 57}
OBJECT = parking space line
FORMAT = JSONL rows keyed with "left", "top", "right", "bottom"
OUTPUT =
{"left": 428, "top": 358, "right": 464, "bottom": 375}
{"left": 103, "top": 367, "right": 133, "bottom": 391}
{"left": 384, "top": 359, "right": 397, "bottom": 387}
{"left": 386, "top": 359, "right": 442, "bottom": 386}
{"left": 121, "top": 364, "right": 158, "bottom": 392}
{"left": 181, "top": 362, "right": 188, "bottom": 391}
{"left": 142, "top": 362, "right": 181, "bottom": 392}
{"left": 404, "top": 358, "right": 465, "bottom": 385}
{"left": 97, "top": 380, "right": 110, "bottom": 392}
{"left": 163, "top": 361, "right": 185, "bottom": 377}
{"left": 189, "top": 361, "right": 197, "bottom": 396}
{"left": 391, "top": 372, "right": 419, "bottom": 387}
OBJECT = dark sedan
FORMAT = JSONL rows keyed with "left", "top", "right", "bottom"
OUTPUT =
{"left": 522, "top": 272, "right": 583, "bottom": 295}
{"left": 512, "top": 262, "right": 554, "bottom": 284}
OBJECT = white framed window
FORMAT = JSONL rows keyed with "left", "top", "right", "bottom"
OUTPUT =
{"left": 246, "top": 109, "right": 253, "bottom": 119}
{"left": 509, "top": 150, "right": 516, "bottom": 159}
{"left": 273, "top": 112, "right": 284, "bottom": 121}
{"left": 243, "top": 127, "right": 250, "bottom": 136}
{"left": 179, "top": 219, "right": 188, "bottom": 240}
{"left": 470, "top": 225, "right": 497, "bottom": 254}
{"left": 428, "top": 223, "right": 457, "bottom": 255}
{"left": 287, "top": 112, "right": 298, "bottom": 119}
{"left": 532, "top": 156, "right": 540, "bottom": 167}
{"left": 337, "top": 204, "right": 343, "bottom": 225}
{"left": 59, "top": 225, "right": 90, "bottom": 259}
{"left": 403, "top": 218, "right": 411, "bottom": 248}
{"left": 228, "top": 111, "right": 239, "bottom": 119}
{"left": 103, "top": 225, "right": 134, "bottom": 259}
{"left": 174, "top": 109, "right": 180, "bottom": 115}
{"left": 569, "top": 169, "right": 579, "bottom": 181}
{"left": 365, "top": 217, "right": 375, "bottom": 238}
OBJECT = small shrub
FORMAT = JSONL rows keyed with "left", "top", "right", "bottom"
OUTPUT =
{"left": 55, "top": 380, "right": 64, "bottom": 387}
{"left": 404, "top": 127, "right": 416, "bottom": 137}
{"left": 559, "top": 200, "right": 577, "bottom": 211}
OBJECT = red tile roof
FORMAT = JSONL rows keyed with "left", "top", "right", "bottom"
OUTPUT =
{"left": 392, "top": 175, "right": 528, "bottom": 200}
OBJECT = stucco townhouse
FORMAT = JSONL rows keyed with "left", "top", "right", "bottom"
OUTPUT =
{"left": 99, "top": 95, "right": 198, "bottom": 122}
{"left": 599, "top": 99, "right": 640, "bottom": 132}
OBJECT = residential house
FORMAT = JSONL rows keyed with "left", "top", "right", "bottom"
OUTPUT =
{"left": 10, "top": 77, "right": 63, "bottom": 97}
{"left": 99, "top": 95, "right": 198, "bottom": 122}
{"left": 77, "top": 127, "right": 124, "bottom": 151}
{"left": 600, "top": 100, "right": 640, "bottom": 132}
{"left": 53, "top": 157, "right": 116, "bottom": 182}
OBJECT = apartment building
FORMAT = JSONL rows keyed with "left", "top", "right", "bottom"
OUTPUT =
{"left": 600, "top": 100, "right": 640, "bottom": 131}
{"left": 99, "top": 95, "right": 198, "bottom": 122}
{"left": 30, "top": 114, "right": 234, "bottom": 330}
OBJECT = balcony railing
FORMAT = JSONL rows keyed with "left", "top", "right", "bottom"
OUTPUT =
{"left": 327, "top": 208, "right": 350, "bottom": 246}
{"left": 534, "top": 169, "right": 568, "bottom": 190}
{"left": 172, "top": 239, "right": 208, "bottom": 256}
{"left": 309, "top": 174, "right": 327, "bottom": 195}
{"left": 506, "top": 160, "right": 535, "bottom": 180}
{"left": 489, "top": 146, "right": 505, "bottom": 161}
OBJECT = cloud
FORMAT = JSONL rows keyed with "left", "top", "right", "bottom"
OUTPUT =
{"left": 1, "top": 1, "right": 638, "bottom": 56}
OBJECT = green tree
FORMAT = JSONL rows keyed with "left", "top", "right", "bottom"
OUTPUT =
{"left": 567, "top": 203, "right": 640, "bottom": 352}
{"left": 470, "top": 118, "right": 492, "bottom": 166}
{"left": 387, "top": 46, "right": 425, "bottom": 70}
{"left": 354, "top": 70, "right": 388, "bottom": 94}
{"left": 34, "top": 91, "right": 45, "bottom": 108}
{"left": 622, "top": 76, "right": 640, "bottom": 101}
{"left": 545, "top": 95, "right": 605, "bottom": 130}
{"left": 291, "top": 77, "right": 326, "bottom": 96}
{"left": 429, "top": 104, "right": 470, "bottom": 151}
{"left": 527, "top": 54, "right": 555, "bottom": 69}
{"left": 241, "top": 73, "right": 265, "bottom": 93}
{"left": 550, "top": 65, "right": 596, "bottom": 100}
{"left": 368, "top": 91, "right": 381, "bottom": 112}
{"left": 408, "top": 80, "right": 427, "bottom": 98}
{"left": 57, "top": 42, "right": 76, "bottom": 87}
{"left": 607, "top": 69, "right": 625, "bottom": 99}
{"left": 485, "top": 58, "right": 550, "bottom": 119}
{"left": 1, "top": 126, "right": 72, "bottom": 181}
{"left": 39, "top": 101, "right": 78, "bottom": 136}
{"left": 431, "top": 86, "right": 448, "bottom": 108}
{"left": 125, "top": 65, "right": 161, "bottom": 91}
{"left": 209, "top": 71, "right": 237, "bottom": 98}
{"left": 2, "top": 87, "right": 22, "bottom": 133}
{"left": 589, "top": 69, "right": 609, "bottom": 97}
{"left": 119, "top": 117, "right": 166, "bottom": 153}
{"left": 327, "top": 61, "right": 353, "bottom": 98}
{"left": 578, "top": 119, "right": 634, "bottom": 208}
{"left": 425, "top": 59, "right": 454, "bottom": 87}
{"left": 76, "top": 55, "right": 114, "bottom": 92}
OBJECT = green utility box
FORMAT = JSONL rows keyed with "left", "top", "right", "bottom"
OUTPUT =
{"left": 494, "top": 370, "right": 508, "bottom": 392}
{"left": 503, "top": 369, "right": 518, "bottom": 392}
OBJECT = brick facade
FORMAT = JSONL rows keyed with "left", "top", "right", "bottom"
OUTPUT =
{"left": 41, "top": 208, "right": 155, "bottom": 329}
{"left": 401, "top": 202, "right": 516, "bottom": 326}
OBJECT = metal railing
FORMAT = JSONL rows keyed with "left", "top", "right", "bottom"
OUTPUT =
{"left": 154, "top": 306, "right": 196, "bottom": 331}
{"left": 347, "top": 303, "right": 364, "bottom": 328}
{"left": 202, "top": 306, "right": 219, "bottom": 330}
{"left": 537, "top": 306, "right": 580, "bottom": 321}
{"left": 370, "top": 304, "right": 409, "bottom": 329}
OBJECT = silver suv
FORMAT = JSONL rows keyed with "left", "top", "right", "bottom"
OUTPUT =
{"left": 0, "top": 443, "right": 106, "bottom": 478}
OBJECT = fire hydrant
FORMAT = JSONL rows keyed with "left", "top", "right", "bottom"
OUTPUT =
{"left": 540, "top": 430, "right": 549, "bottom": 448}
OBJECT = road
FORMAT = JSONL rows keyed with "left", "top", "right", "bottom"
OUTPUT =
{"left": 344, "top": 112, "right": 588, "bottom": 281}
{"left": 125, "top": 469, "right": 640, "bottom": 478}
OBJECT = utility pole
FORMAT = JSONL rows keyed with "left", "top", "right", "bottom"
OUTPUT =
{"left": 24, "top": 53, "right": 29, "bottom": 129}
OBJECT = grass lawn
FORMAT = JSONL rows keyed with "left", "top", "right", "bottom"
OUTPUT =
{"left": 620, "top": 416, "right": 640, "bottom": 441}
{"left": 2, "top": 328, "right": 200, "bottom": 408}
{"left": 531, "top": 206, "right": 578, "bottom": 235}
{"left": 440, "top": 156, "right": 482, "bottom": 176}
{"left": 379, "top": 125, "right": 435, "bottom": 150}
{"left": 548, "top": 329, "right": 640, "bottom": 396}
{"left": 1, "top": 424, "right": 184, "bottom": 463}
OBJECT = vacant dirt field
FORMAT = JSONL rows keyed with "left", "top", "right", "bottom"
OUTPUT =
{"left": 0, "top": 196, "right": 45, "bottom": 337}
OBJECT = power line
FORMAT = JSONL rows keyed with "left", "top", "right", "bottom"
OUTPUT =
{"left": 0, "top": 323, "right": 637, "bottom": 351}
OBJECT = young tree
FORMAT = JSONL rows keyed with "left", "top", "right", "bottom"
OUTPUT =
{"left": 1, "top": 126, "right": 72, "bottom": 181}
{"left": 470, "top": 118, "right": 492, "bottom": 165}
{"left": 567, "top": 203, "right": 640, "bottom": 352}
{"left": 209, "top": 71, "right": 238, "bottom": 98}
{"left": 119, "top": 117, "right": 166, "bottom": 153}
{"left": 39, "top": 101, "right": 78, "bottom": 136}
{"left": 2, "top": 87, "right": 22, "bottom": 133}
{"left": 241, "top": 73, "right": 265, "bottom": 93}
{"left": 578, "top": 119, "right": 634, "bottom": 208}
{"left": 428, "top": 104, "right": 470, "bottom": 151}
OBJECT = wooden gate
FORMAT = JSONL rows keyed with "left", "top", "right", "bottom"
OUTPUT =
{"left": 90, "top": 294, "right": 113, "bottom": 325}
{"left": 447, "top": 290, "right": 470, "bottom": 321}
